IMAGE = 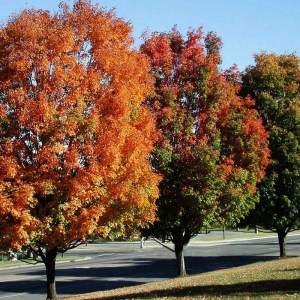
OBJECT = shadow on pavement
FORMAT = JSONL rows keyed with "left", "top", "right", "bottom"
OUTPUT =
{"left": 0, "top": 255, "right": 276, "bottom": 296}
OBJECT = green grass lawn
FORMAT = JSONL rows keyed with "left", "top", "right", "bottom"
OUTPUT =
{"left": 62, "top": 257, "right": 300, "bottom": 300}
{"left": 192, "top": 230, "right": 300, "bottom": 242}
{"left": 0, "top": 255, "right": 84, "bottom": 268}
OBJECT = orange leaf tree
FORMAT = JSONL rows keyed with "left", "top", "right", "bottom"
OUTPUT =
{"left": 0, "top": 1, "right": 160, "bottom": 298}
{"left": 141, "top": 27, "right": 269, "bottom": 276}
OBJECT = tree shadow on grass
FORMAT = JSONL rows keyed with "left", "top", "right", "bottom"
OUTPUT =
{"left": 95, "top": 279, "right": 300, "bottom": 300}
{"left": 185, "top": 255, "right": 274, "bottom": 274}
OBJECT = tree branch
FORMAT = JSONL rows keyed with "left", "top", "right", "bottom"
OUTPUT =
{"left": 152, "top": 238, "right": 175, "bottom": 252}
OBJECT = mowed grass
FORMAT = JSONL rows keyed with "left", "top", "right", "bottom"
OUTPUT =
{"left": 0, "top": 255, "right": 84, "bottom": 268}
{"left": 62, "top": 257, "right": 300, "bottom": 300}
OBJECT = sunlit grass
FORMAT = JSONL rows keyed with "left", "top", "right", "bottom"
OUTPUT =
{"left": 0, "top": 255, "right": 84, "bottom": 267}
{"left": 63, "top": 257, "right": 300, "bottom": 300}
{"left": 192, "top": 230, "right": 300, "bottom": 242}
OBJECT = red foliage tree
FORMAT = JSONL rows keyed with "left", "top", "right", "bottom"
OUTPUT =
{"left": 141, "top": 27, "right": 269, "bottom": 276}
{"left": 0, "top": 1, "right": 160, "bottom": 298}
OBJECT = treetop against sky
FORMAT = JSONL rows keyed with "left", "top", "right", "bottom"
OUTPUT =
{"left": 0, "top": 0, "right": 299, "bottom": 71}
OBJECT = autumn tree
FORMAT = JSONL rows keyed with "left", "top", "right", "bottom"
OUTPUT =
{"left": 0, "top": 1, "right": 160, "bottom": 299}
{"left": 141, "top": 28, "right": 269, "bottom": 276}
{"left": 241, "top": 53, "right": 300, "bottom": 257}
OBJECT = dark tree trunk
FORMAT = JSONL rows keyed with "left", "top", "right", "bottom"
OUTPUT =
{"left": 175, "top": 242, "right": 186, "bottom": 276}
{"left": 277, "top": 229, "right": 287, "bottom": 258}
{"left": 45, "top": 248, "right": 58, "bottom": 300}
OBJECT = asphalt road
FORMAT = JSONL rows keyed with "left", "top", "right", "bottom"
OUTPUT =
{"left": 0, "top": 234, "right": 299, "bottom": 300}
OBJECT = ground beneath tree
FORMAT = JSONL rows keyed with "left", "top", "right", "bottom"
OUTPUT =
{"left": 61, "top": 256, "right": 300, "bottom": 299}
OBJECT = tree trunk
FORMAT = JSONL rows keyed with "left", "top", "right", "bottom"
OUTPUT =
{"left": 45, "top": 248, "right": 58, "bottom": 300}
{"left": 175, "top": 243, "right": 186, "bottom": 276}
{"left": 277, "top": 230, "right": 287, "bottom": 258}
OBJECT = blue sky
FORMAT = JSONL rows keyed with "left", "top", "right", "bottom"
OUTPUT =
{"left": 0, "top": 0, "right": 299, "bottom": 71}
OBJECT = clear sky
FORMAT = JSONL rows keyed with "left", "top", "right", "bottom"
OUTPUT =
{"left": 0, "top": 0, "right": 299, "bottom": 71}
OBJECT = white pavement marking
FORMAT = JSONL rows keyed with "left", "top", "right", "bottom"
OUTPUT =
{"left": 97, "top": 253, "right": 116, "bottom": 257}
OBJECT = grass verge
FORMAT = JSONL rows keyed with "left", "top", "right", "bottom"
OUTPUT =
{"left": 0, "top": 255, "right": 84, "bottom": 268}
{"left": 62, "top": 256, "right": 300, "bottom": 300}
{"left": 192, "top": 230, "right": 300, "bottom": 242}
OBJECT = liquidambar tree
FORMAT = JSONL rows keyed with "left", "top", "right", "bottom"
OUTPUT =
{"left": 141, "top": 28, "right": 269, "bottom": 276}
{"left": 0, "top": 1, "right": 160, "bottom": 299}
{"left": 241, "top": 53, "right": 300, "bottom": 257}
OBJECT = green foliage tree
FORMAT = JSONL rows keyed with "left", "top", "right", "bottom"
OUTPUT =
{"left": 241, "top": 53, "right": 300, "bottom": 257}
{"left": 141, "top": 27, "right": 269, "bottom": 276}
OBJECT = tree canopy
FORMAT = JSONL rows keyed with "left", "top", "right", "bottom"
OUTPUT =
{"left": 241, "top": 52, "right": 300, "bottom": 257}
{"left": 141, "top": 27, "right": 269, "bottom": 276}
{"left": 0, "top": 1, "right": 160, "bottom": 298}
